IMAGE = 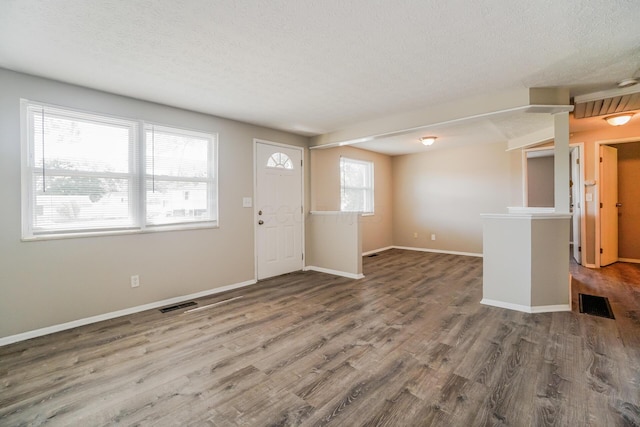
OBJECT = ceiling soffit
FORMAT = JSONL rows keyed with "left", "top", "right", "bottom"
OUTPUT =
{"left": 573, "top": 86, "right": 640, "bottom": 119}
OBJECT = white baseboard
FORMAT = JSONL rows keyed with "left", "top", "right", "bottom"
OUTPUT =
{"left": 303, "top": 266, "right": 364, "bottom": 280}
{"left": 619, "top": 258, "right": 640, "bottom": 264}
{"left": 0, "top": 279, "right": 257, "bottom": 347}
{"left": 481, "top": 298, "right": 571, "bottom": 314}
{"left": 393, "top": 246, "right": 483, "bottom": 258}
{"left": 362, "top": 246, "right": 394, "bottom": 256}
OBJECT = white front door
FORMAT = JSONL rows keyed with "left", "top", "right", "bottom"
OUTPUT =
{"left": 255, "top": 142, "right": 303, "bottom": 280}
{"left": 600, "top": 145, "right": 618, "bottom": 266}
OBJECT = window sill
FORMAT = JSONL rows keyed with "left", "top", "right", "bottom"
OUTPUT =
{"left": 22, "top": 222, "right": 219, "bottom": 242}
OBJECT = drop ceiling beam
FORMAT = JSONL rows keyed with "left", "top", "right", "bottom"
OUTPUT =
{"left": 310, "top": 88, "right": 571, "bottom": 149}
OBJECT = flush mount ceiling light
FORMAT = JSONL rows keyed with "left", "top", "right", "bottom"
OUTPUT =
{"left": 420, "top": 136, "right": 437, "bottom": 146}
{"left": 618, "top": 78, "right": 638, "bottom": 88}
{"left": 604, "top": 113, "right": 634, "bottom": 126}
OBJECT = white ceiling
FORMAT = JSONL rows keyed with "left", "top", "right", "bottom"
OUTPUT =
{"left": 1, "top": 0, "right": 639, "bottom": 154}
{"left": 351, "top": 111, "right": 555, "bottom": 155}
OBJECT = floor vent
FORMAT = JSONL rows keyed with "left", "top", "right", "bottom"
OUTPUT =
{"left": 160, "top": 301, "right": 197, "bottom": 313}
{"left": 578, "top": 293, "right": 615, "bottom": 319}
{"left": 367, "top": 253, "right": 379, "bottom": 257}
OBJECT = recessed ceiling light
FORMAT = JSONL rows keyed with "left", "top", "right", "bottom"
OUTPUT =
{"left": 604, "top": 113, "right": 634, "bottom": 126}
{"left": 420, "top": 136, "right": 437, "bottom": 146}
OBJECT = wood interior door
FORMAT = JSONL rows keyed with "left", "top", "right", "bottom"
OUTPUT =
{"left": 600, "top": 145, "right": 618, "bottom": 266}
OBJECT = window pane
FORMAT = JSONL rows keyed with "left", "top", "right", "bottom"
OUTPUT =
{"left": 342, "top": 161, "right": 367, "bottom": 187}
{"left": 33, "top": 111, "right": 131, "bottom": 173}
{"left": 341, "top": 188, "right": 365, "bottom": 212}
{"left": 146, "top": 180, "right": 211, "bottom": 225}
{"left": 33, "top": 175, "right": 132, "bottom": 232}
{"left": 340, "top": 157, "right": 374, "bottom": 213}
{"left": 146, "top": 129, "right": 209, "bottom": 178}
{"left": 267, "top": 152, "right": 293, "bottom": 169}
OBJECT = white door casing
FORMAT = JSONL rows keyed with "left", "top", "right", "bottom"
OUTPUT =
{"left": 255, "top": 141, "right": 303, "bottom": 280}
{"left": 599, "top": 145, "right": 618, "bottom": 267}
{"left": 570, "top": 147, "right": 581, "bottom": 264}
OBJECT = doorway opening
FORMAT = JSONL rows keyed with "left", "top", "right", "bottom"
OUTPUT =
{"left": 595, "top": 138, "right": 640, "bottom": 267}
{"left": 523, "top": 144, "right": 585, "bottom": 265}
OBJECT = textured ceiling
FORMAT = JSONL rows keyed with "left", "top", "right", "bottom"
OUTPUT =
{"left": 1, "top": 0, "right": 639, "bottom": 150}
{"left": 350, "top": 112, "right": 554, "bottom": 156}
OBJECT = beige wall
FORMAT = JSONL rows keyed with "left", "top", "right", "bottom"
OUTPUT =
{"left": 569, "top": 124, "right": 640, "bottom": 265}
{"left": 310, "top": 146, "right": 393, "bottom": 253}
{"left": 306, "top": 212, "right": 362, "bottom": 276}
{"left": 526, "top": 155, "right": 555, "bottom": 207}
{"left": 617, "top": 142, "right": 640, "bottom": 260}
{"left": 392, "top": 142, "right": 522, "bottom": 254}
{"left": 0, "top": 69, "right": 309, "bottom": 338}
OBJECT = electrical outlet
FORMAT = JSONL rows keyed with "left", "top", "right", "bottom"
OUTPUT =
{"left": 431, "top": 234, "right": 436, "bottom": 241}
{"left": 130, "top": 275, "right": 140, "bottom": 288}
{"left": 413, "top": 232, "right": 418, "bottom": 238}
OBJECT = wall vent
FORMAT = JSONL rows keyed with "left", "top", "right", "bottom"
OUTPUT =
{"left": 160, "top": 301, "right": 197, "bottom": 313}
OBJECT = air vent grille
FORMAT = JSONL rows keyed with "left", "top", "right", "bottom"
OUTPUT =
{"left": 573, "top": 87, "right": 640, "bottom": 119}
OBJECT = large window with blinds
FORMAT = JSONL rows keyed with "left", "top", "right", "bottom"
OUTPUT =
{"left": 21, "top": 100, "right": 217, "bottom": 239}
{"left": 340, "top": 157, "right": 374, "bottom": 213}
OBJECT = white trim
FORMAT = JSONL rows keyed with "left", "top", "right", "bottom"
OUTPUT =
{"left": 253, "top": 139, "right": 305, "bottom": 281}
{"left": 584, "top": 263, "right": 598, "bottom": 269}
{"left": 303, "top": 266, "right": 364, "bottom": 279}
{"left": 507, "top": 207, "right": 555, "bottom": 214}
{"left": 392, "top": 245, "right": 483, "bottom": 258}
{"left": 362, "top": 246, "right": 394, "bottom": 256}
{"left": 480, "top": 299, "right": 571, "bottom": 313}
{"left": 480, "top": 213, "right": 572, "bottom": 220}
{"left": 0, "top": 279, "right": 257, "bottom": 347}
{"left": 619, "top": 258, "right": 640, "bottom": 264}
{"left": 574, "top": 143, "right": 587, "bottom": 267}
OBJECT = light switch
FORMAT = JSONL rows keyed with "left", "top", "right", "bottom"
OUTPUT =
{"left": 242, "top": 197, "right": 252, "bottom": 208}
{"left": 585, "top": 193, "right": 592, "bottom": 202}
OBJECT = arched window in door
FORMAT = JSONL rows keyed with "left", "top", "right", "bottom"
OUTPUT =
{"left": 266, "top": 152, "right": 294, "bottom": 169}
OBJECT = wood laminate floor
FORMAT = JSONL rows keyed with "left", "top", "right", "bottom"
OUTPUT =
{"left": 1, "top": 249, "right": 639, "bottom": 426}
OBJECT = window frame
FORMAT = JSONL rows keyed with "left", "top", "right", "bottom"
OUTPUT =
{"left": 143, "top": 123, "right": 218, "bottom": 229}
{"left": 20, "top": 100, "right": 219, "bottom": 241}
{"left": 340, "top": 156, "right": 374, "bottom": 214}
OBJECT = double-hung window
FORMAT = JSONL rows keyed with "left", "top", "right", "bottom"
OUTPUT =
{"left": 145, "top": 125, "right": 216, "bottom": 226}
{"left": 21, "top": 100, "right": 218, "bottom": 239}
{"left": 340, "top": 157, "right": 374, "bottom": 213}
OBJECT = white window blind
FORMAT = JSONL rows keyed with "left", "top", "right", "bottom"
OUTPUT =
{"left": 145, "top": 125, "right": 217, "bottom": 226}
{"left": 340, "top": 157, "right": 374, "bottom": 213}
{"left": 21, "top": 100, "right": 218, "bottom": 239}
{"left": 23, "top": 103, "right": 137, "bottom": 236}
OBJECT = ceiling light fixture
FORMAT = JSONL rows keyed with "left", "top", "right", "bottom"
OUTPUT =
{"left": 420, "top": 136, "right": 437, "bottom": 146}
{"left": 604, "top": 113, "right": 634, "bottom": 126}
{"left": 617, "top": 78, "right": 638, "bottom": 88}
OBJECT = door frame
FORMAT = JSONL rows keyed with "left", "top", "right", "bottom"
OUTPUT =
{"left": 253, "top": 138, "right": 305, "bottom": 281}
{"left": 522, "top": 143, "right": 586, "bottom": 266}
{"left": 594, "top": 136, "right": 640, "bottom": 267}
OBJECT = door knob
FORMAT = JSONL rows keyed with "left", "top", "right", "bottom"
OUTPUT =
{"left": 616, "top": 203, "right": 622, "bottom": 207}
{"left": 258, "top": 220, "right": 264, "bottom": 225}
{"left": 258, "top": 210, "right": 262, "bottom": 215}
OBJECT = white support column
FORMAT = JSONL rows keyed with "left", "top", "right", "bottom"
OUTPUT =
{"left": 554, "top": 112, "right": 570, "bottom": 213}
